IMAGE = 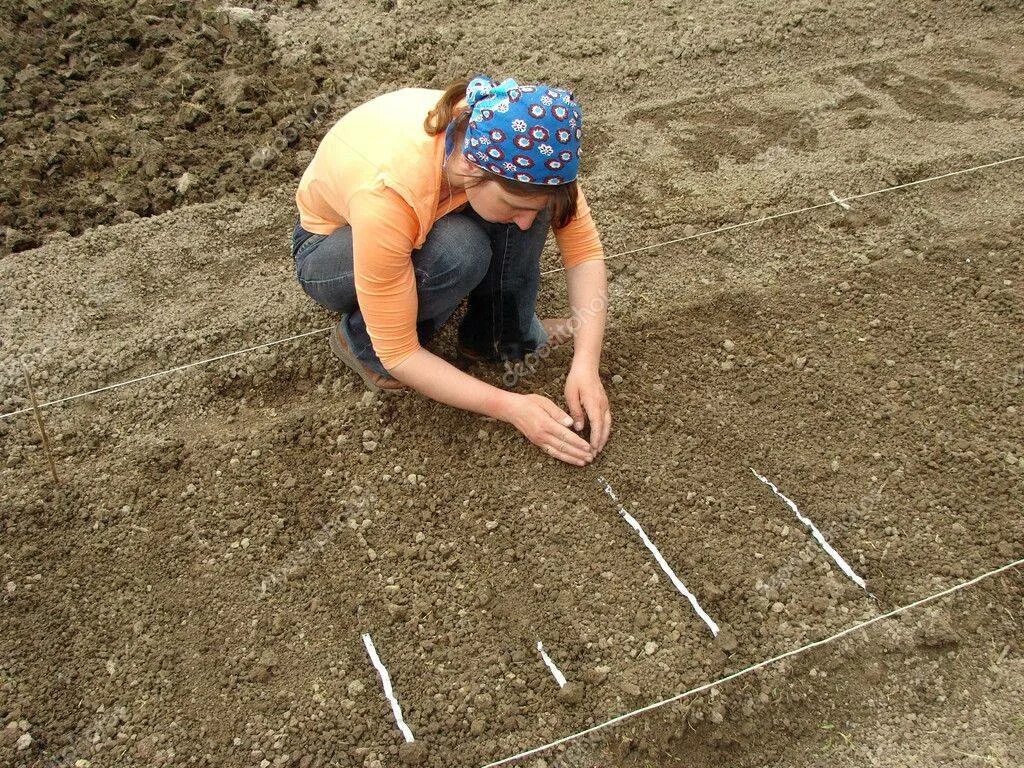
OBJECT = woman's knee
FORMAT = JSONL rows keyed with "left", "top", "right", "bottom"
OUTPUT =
{"left": 420, "top": 214, "right": 492, "bottom": 291}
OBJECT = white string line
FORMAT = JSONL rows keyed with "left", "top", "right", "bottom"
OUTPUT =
{"left": 0, "top": 326, "right": 333, "bottom": 420}
{"left": 3, "top": 152, "right": 1021, "bottom": 423}
{"left": 539, "top": 153, "right": 1024, "bottom": 275}
{"left": 478, "top": 556, "right": 1024, "bottom": 768}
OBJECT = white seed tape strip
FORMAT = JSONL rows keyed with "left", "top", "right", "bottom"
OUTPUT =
{"left": 536, "top": 641, "right": 567, "bottom": 688}
{"left": 597, "top": 476, "right": 720, "bottom": 637}
{"left": 479, "top": 556, "right": 1024, "bottom": 768}
{"left": 750, "top": 469, "right": 868, "bottom": 591}
{"left": 361, "top": 633, "right": 415, "bottom": 743}
{"left": 3, "top": 154, "right": 1022, "bottom": 424}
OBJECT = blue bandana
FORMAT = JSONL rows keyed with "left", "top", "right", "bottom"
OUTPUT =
{"left": 445, "top": 74, "right": 583, "bottom": 186}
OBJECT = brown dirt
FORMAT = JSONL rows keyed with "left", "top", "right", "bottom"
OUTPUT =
{"left": 1, "top": 1, "right": 1023, "bottom": 767}
{"left": 1, "top": 0, "right": 440, "bottom": 253}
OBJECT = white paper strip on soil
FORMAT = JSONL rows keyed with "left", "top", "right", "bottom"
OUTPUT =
{"left": 750, "top": 469, "right": 868, "bottom": 590}
{"left": 536, "top": 641, "right": 567, "bottom": 688}
{"left": 597, "top": 476, "right": 720, "bottom": 637}
{"left": 361, "top": 632, "right": 415, "bottom": 743}
{"left": 828, "top": 189, "right": 852, "bottom": 209}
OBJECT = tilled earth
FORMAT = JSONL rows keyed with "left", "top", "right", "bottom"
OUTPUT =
{"left": 2, "top": 1, "right": 1023, "bottom": 767}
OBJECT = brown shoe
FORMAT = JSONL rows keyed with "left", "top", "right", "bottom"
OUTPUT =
{"left": 455, "top": 340, "right": 492, "bottom": 364}
{"left": 329, "top": 324, "right": 408, "bottom": 393}
{"left": 540, "top": 317, "right": 574, "bottom": 346}
{"left": 456, "top": 319, "right": 572, "bottom": 364}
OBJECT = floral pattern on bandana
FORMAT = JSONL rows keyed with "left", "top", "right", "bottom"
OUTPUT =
{"left": 459, "top": 74, "right": 583, "bottom": 186}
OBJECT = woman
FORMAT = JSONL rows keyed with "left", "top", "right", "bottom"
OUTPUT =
{"left": 292, "top": 74, "right": 611, "bottom": 466}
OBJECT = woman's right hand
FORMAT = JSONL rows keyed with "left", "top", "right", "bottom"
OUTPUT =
{"left": 503, "top": 393, "right": 597, "bottom": 466}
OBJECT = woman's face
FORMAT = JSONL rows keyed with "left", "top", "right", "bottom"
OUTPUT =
{"left": 456, "top": 161, "right": 549, "bottom": 231}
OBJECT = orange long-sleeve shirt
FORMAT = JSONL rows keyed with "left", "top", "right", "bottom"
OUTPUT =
{"left": 295, "top": 87, "right": 604, "bottom": 370}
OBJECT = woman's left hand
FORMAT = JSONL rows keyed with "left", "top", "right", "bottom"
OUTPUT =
{"left": 564, "top": 362, "right": 612, "bottom": 453}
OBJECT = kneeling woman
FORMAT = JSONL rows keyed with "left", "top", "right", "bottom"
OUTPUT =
{"left": 292, "top": 75, "right": 610, "bottom": 466}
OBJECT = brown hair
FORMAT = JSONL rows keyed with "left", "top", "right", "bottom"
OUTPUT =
{"left": 424, "top": 78, "right": 579, "bottom": 229}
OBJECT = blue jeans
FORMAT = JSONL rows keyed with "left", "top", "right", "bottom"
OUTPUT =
{"left": 292, "top": 205, "right": 552, "bottom": 379}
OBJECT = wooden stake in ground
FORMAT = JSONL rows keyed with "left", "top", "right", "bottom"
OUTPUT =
{"left": 19, "top": 359, "right": 59, "bottom": 484}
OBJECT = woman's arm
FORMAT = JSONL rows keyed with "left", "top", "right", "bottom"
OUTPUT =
{"left": 552, "top": 185, "right": 611, "bottom": 452}
{"left": 566, "top": 258, "right": 608, "bottom": 372}
{"left": 564, "top": 258, "right": 611, "bottom": 452}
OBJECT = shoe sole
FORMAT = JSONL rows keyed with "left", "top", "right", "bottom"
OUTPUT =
{"left": 456, "top": 346, "right": 485, "bottom": 364}
{"left": 329, "top": 326, "right": 407, "bottom": 393}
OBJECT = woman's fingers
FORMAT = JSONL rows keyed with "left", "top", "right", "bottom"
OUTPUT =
{"left": 541, "top": 425, "right": 594, "bottom": 463}
{"left": 540, "top": 397, "right": 576, "bottom": 428}
{"left": 599, "top": 407, "right": 612, "bottom": 450}
{"left": 540, "top": 400, "right": 592, "bottom": 450}
{"left": 588, "top": 400, "right": 611, "bottom": 452}
{"left": 544, "top": 443, "right": 590, "bottom": 466}
{"left": 584, "top": 401, "right": 604, "bottom": 451}
{"left": 564, "top": 385, "right": 587, "bottom": 431}
{"left": 538, "top": 419, "right": 594, "bottom": 463}
{"left": 528, "top": 394, "right": 598, "bottom": 465}
{"left": 549, "top": 419, "right": 595, "bottom": 456}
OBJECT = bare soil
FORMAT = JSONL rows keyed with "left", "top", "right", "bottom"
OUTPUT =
{"left": 1, "top": 1, "right": 1023, "bottom": 767}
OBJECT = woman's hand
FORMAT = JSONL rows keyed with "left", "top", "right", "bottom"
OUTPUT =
{"left": 564, "top": 363, "right": 611, "bottom": 453}
{"left": 503, "top": 393, "right": 597, "bottom": 466}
